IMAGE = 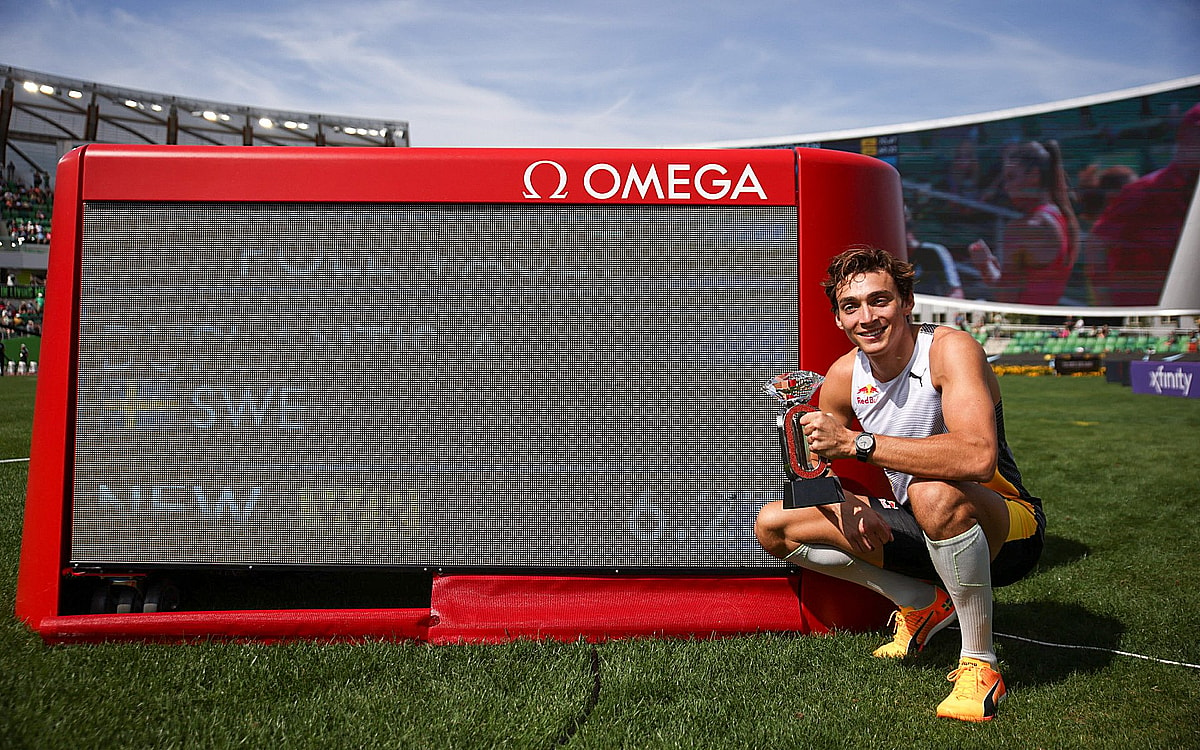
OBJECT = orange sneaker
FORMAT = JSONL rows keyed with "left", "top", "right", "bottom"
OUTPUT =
{"left": 936, "top": 656, "right": 1007, "bottom": 722}
{"left": 872, "top": 587, "right": 957, "bottom": 659}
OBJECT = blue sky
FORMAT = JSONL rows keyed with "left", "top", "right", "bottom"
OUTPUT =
{"left": 2, "top": 0, "right": 1198, "bottom": 147}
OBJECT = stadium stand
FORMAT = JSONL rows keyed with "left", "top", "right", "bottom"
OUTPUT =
{"left": 1, "top": 64, "right": 411, "bottom": 351}
{"left": 3, "top": 175, "right": 52, "bottom": 246}
{"left": 997, "top": 328, "right": 1192, "bottom": 356}
{"left": 1, "top": 63, "right": 408, "bottom": 229}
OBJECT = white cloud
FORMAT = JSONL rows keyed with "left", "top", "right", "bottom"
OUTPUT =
{"left": 2, "top": 0, "right": 1196, "bottom": 146}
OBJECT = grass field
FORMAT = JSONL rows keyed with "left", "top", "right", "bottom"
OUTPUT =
{"left": 1, "top": 374, "right": 1198, "bottom": 748}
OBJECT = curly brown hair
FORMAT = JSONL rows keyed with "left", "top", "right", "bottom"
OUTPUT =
{"left": 820, "top": 245, "right": 915, "bottom": 310}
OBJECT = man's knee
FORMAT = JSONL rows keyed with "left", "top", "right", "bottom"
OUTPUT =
{"left": 754, "top": 502, "right": 788, "bottom": 557}
{"left": 907, "top": 479, "right": 975, "bottom": 535}
{"left": 908, "top": 479, "right": 1008, "bottom": 549}
{"left": 906, "top": 479, "right": 962, "bottom": 509}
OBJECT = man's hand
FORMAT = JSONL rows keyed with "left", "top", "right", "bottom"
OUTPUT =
{"left": 800, "top": 410, "right": 853, "bottom": 461}
{"left": 969, "top": 239, "right": 1001, "bottom": 283}
{"left": 837, "top": 497, "right": 894, "bottom": 555}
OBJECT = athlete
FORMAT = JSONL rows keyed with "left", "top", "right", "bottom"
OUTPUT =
{"left": 968, "top": 139, "right": 1080, "bottom": 305}
{"left": 755, "top": 245, "right": 1045, "bottom": 722}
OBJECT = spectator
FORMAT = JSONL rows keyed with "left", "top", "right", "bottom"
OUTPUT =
{"left": 968, "top": 140, "right": 1080, "bottom": 305}
{"left": 947, "top": 138, "right": 981, "bottom": 198}
{"left": 906, "top": 206, "right": 965, "bottom": 299}
{"left": 1085, "top": 103, "right": 1200, "bottom": 306}
{"left": 1077, "top": 164, "right": 1138, "bottom": 229}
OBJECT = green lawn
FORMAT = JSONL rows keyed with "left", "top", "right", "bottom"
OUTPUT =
{"left": 1, "top": 374, "right": 1198, "bottom": 748}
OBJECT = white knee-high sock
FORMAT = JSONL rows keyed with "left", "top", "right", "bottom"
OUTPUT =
{"left": 784, "top": 543, "right": 936, "bottom": 610}
{"left": 925, "top": 525, "right": 996, "bottom": 665}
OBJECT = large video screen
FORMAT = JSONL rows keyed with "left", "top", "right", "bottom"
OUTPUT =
{"left": 70, "top": 202, "right": 797, "bottom": 569}
{"left": 795, "top": 85, "right": 1200, "bottom": 307}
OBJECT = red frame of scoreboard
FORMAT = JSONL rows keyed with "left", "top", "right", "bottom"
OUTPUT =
{"left": 18, "top": 145, "right": 902, "bottom": 643}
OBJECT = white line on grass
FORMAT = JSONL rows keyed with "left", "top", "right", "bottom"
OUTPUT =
{"left": 996, "top": 631, "right": 1200, "bottom": 669}
{"left": 0, "top": 457, "right": 30, "bottom": 463}
{"left": 950, "top": 627, "right": 1200, "bottom": 670}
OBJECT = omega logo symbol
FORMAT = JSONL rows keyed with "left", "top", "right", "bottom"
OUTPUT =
{"left": 523, "top": 160, "right": 569, "bottom": 199}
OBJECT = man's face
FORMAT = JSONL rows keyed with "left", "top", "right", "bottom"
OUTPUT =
{"left": 833, "top": 269, "right": 914, "bottom": 355}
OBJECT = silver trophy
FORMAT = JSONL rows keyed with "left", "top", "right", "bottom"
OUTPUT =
{"left": 763, "top": 370, "right": 845, "bottom": 508}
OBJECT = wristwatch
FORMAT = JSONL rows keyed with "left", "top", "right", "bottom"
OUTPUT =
{"left": 854, "top": 432, "right": 876, "bottom": 462}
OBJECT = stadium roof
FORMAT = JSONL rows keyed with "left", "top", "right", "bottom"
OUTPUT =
{"left": 1, "top": 64, "right": 410, "bottom": 179}
{"left": 690, "top": 75, "right": 1200, "bottom": 149}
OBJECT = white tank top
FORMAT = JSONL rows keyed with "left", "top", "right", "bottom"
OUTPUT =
{"left": 851, "top": 323, "right": 944, "bottom": 505}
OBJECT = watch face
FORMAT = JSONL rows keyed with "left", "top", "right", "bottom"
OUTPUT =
{"left": 856, "top": 434, "right": 873, "bottom": 451}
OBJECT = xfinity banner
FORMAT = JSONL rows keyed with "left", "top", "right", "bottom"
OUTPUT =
{"left": 1130, "top": 361, "right": 1200, "bottom": 399}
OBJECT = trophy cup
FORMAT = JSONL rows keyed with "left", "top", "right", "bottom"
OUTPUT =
{"left": 763, "top": 370, "right": 845, "bottom": 508}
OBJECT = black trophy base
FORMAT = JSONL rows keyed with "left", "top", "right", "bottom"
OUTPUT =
{"left": 783, "top": 475, "right": 845, "bottom": 508}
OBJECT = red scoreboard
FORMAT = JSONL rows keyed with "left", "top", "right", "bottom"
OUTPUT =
{"left": 18, "top": 145, "right": 902, "bottom": 642}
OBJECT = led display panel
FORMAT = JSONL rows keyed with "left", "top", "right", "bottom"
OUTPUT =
{"left": 775, "top": 83, "right": 1200, "bottom": 309}
{"left": 69, "top": 201, "right": 798, "bottom": 569}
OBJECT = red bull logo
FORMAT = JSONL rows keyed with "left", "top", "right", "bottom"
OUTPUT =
{"left": 855, "top": 383, "right": 881, "bottom": 406}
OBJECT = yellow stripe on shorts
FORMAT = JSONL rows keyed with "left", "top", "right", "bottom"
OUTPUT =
{"left": 1005, "top": 498, "right": 1039, "bottom": 542}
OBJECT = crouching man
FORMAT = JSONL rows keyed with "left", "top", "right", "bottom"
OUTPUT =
{"left": 755, "top": 245, "right": 1045, "bottom": 722}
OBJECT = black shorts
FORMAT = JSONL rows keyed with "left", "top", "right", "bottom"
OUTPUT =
{"left": 869, "top": 495, "right": 1045, "bottom": 588}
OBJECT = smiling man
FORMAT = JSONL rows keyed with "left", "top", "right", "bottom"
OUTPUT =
{"left": 755, "top": 245, "right": 1045, "bottom": 722}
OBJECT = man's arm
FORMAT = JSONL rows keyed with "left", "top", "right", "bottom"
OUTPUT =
{"left": 922, "top": 328, "right": 1000, "bottom": 481}
{"left": 814, "top": 351, "right": 857, "bottom": 427}
{"left": 811, "top": 351, "right": 894, "bottom": 555}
